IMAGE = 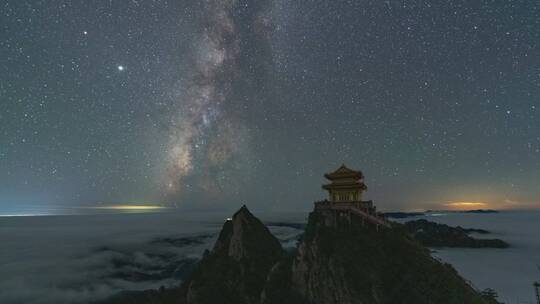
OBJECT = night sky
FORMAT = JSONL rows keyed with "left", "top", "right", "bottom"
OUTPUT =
{"left": 1, "top": 0, "right": 539, "bottom": 212}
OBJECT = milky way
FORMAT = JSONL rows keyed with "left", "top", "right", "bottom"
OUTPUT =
{"left": 165, "top": 0, "right": 273, "bottom": 200}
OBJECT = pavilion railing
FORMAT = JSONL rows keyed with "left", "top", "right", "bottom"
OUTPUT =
{"left": 314, "top": 200, "right": 391, "bottom": 228}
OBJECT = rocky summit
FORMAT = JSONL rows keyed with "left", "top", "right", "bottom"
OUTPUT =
{"left": 184, "top": 205, "right": 283, "bottom": 304}
{"left": 289, "top": 211, "right": 494, "bottom": 304}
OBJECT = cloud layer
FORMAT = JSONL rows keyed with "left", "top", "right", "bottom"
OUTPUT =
{"left": 0, "top": 211, "right": 304, "bottom": 304}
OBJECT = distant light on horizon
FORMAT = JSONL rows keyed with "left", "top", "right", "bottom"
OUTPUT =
{"left": 0, "top": 213, "right": 52, "bottom": 217}
{"left": 0, "top": 204, "right": 170, "bottom": 217}
{"left": 444, "top": 201, "right": 488, "bottom": 210}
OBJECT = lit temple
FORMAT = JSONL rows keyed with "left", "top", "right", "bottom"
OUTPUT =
{"left": 316, "top": 164, "right": 390, "bottom": 229}
{"left": 322, "top": 164, "right": 367, "bottom": 202}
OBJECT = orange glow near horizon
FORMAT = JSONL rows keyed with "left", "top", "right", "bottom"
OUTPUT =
{"left": 444, "top": 201, "right": 488, "bottom": 210}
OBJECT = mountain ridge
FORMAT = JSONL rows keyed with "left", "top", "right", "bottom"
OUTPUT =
{"left": 102, "top": 205, "right": 500, "bottom": 304}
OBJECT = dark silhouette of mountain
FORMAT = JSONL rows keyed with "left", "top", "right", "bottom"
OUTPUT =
{"left": 424, "top": 209, "right": 499, "bottom": 214}
{"left": 384, "top": 209, "right": 500, "bottom": 219}
{"left": 383, "top": 211, "right": 425, "bottom": 219}
{"left": 462, "top": 209, "right": 499, "bottom": 214}
{"left": 102, "top": 205, "right": 500, "bottom": 304}
{"left": 405, "top": 219, "right": 509, "bottom": 248}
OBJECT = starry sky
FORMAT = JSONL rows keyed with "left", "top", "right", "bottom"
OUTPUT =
{"left": 1, "top": 0, "right": 539, "bottom": 212}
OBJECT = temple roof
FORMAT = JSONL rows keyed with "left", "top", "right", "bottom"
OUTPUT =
{"left": 324, "top": 164, "right": 364, "bottom": 180}
{"left": 322, "top": 181, "right": 367, "bottom": 190}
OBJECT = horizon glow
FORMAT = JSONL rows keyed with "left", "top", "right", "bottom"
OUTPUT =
{"left": 444, "top": 201, "right": 489, "bottom": 210}
{"left": 88, "top": 204, "right": 168, "bottom": 211}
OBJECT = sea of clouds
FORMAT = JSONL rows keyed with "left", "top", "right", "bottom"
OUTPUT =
{"left": 0, "top": 210, "right": 305, "bottom": 304}
{"left": 1, "top": 209, "right": 539, "bottom": 304}
{"left": 402, "top": 211, "right": 540, "bottom": 304}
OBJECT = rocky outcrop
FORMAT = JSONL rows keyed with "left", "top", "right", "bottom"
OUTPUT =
{"left": 183, "top": 205, "right": 283, "bottom": 304}
{"left": 290, "top": 211, "right": 493, "bottom": 304}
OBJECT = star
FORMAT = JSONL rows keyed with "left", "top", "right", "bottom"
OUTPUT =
{"left": 117, "top": 65, "right": 125, "bottom": 71}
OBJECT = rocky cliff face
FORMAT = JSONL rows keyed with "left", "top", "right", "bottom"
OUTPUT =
{"left": 103, "top": 205, "right": 498, "bottom": 304}
{"left": 290, "top": 210, "right": 492, "bottom": 304}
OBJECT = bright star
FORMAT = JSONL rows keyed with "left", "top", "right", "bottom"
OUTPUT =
{"left": 117, "top": 65, "right": 125, "bottom": 71}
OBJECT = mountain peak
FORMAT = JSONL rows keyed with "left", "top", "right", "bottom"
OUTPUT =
{"left": 232, "top": 204, "right": 253, "bottom": 222}
{"left": 212, "top": 205, "right": 282, "bottom": 262}
{"left": 236, "top": 204, "right": 250, "bottom": 213}
{"left": 183, "top": 205, "right": 284, "bottom": 304}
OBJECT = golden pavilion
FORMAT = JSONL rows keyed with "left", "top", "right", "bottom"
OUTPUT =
{"left": 315, "top": 164, "right": 389, "bottom": 229}
{"left": 322, "top": 164, "right": 367, "bottom": 203}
